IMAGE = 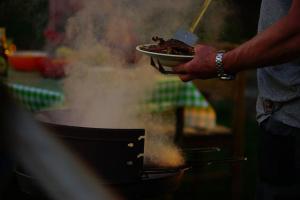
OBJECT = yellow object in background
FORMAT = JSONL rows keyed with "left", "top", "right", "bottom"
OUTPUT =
{"left": 0, "top": 27, "right": 9, "bottom": 77}
{"left": 184, "top": 106, "right": 216, "bottom": 130}
{"left": 0, "top": 28, "right": 7, "bottom": 46}
{"left": 0, "top": 27, "right": 17, "bottom": 56}
{"left": 7, "top": 42, "right": 16, "bottom": 55}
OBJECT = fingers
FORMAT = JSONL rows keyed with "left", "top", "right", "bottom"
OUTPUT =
{"left": 173, "top": 44, "right": 217, "bottom": 81}
{"left": 173, "top": 45, "right": 206, "bottom": 74}
{"left": 172, "top": 63, "right": 193, "bottom": 81}
{"left": 173, "top": 44, "right": 212, "bottom": 80}
{"left": 173, "top": 58, "right": 195, "bottom": 74}
{"left": 173, "top": 64, "right": 187, "bottom": 74}
{"left": 178, "top": 74, "right": 194, "bottom": 82}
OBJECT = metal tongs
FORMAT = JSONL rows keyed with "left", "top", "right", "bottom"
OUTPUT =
{"left": 150, "top": 0, "right": 213, "bottom": 74}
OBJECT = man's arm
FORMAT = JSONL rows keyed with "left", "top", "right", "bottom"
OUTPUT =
{"left": 174, "top": 0, "right": 300, "bottom": 81}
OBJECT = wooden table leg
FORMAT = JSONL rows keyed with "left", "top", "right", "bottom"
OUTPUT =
{"left": 174, "top": 107, "right": 184, "bottom": 144}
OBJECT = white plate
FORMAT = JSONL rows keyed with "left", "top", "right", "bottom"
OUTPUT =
{"left": 136, "top": 44, "right": 194, "bottom": 67}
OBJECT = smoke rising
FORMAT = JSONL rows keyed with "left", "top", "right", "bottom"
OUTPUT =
{"left": 200, "top": 0, "right": 235, "bottom": 42}
{"left": 48, "top": 0, "right": 231, "bottom": 167}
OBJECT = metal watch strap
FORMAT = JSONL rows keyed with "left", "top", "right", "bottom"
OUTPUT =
{"left": 215, "top": 50, "right": 235, "bottom": 80}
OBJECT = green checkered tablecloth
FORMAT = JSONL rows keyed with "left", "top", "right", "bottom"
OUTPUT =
{"left": 7, "top": 83, "right": 64, "bottom": 111}
{"left": 147, "top": 77, "right": 216, "bottom": 129}
{"left": 148, "top": 77, "right": 209, "bottom": 112}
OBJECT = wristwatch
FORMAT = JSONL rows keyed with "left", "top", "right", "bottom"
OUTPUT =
{"left": 215, "top": 50, "right": 235, "bottom": 80}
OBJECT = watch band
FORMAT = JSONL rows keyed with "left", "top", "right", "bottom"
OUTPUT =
{"left": 215, "top": 50, "right": 235, "bottom": 80}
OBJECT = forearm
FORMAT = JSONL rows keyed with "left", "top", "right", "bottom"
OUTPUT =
{"left": 223, "top": 3, "right": 300, "bottom": 73}
{"left": 172, "top": 1, "right": 300, "bottom": 81}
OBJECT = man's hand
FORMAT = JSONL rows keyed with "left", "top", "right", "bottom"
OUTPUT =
{"left": 173, "top": 45, "right": 218, "bottom": 82}
{"left": 173, "top": 0, "right": 300, "bottom": 82}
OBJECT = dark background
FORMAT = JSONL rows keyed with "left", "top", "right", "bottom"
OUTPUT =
{"left": 0, "top": 0, "right": 48, "bottom": 49}
{"left": 0, "top": 0, "right": 262, "bottom": 49}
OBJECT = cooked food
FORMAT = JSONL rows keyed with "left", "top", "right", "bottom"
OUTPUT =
{"left": 141, "top": 37, "right": 195, "bottom": 55}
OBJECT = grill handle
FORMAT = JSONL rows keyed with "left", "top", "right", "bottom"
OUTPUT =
{"left": 182, "top": 147, "right": 221, "bottom": 154}
{"left": 188, "top": 157, "right": 247, "bottom": 168}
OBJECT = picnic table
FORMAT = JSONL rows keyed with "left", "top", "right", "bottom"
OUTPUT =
{"left": 4, "top": 69, "right": 65, "bottom": 111}
{"left": 148, "top": 76, "right": 216, "bottom": 142}
{"left": 7, "top": 83, "right": 64, "bottom": 111}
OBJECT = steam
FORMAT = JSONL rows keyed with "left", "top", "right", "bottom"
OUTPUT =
{"left": 62, "top": 64, "right": 155, "bottom": 129}
{"left": 144, "top": 132, "right": 185, "bottom": 168}
{"left": 199, "top": 0, "right": 234, "bottom": 42}
{"left": 48, "top": 0, "right": 230, "bottom": 167}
